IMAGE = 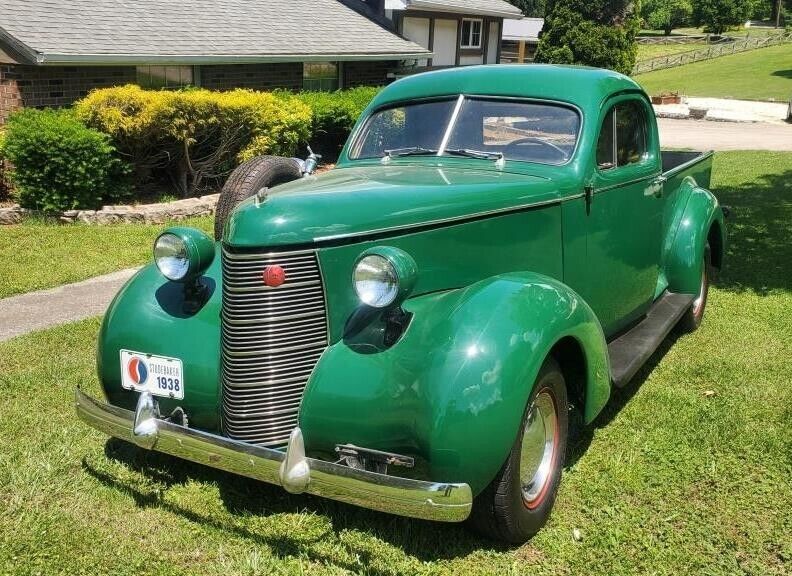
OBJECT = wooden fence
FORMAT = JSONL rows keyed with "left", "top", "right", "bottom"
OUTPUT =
{"left": 633, "top": 32, "right": 792, "bottom": 74}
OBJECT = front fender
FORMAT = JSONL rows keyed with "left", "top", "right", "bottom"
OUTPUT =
{"left": 664, "top": 179, "right": 726, "bottom": 294}
{"left": 300, "top": 272, "right": 610, "bottom": 494}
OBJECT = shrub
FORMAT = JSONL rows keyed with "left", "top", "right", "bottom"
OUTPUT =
{"left": 535, "top": 0, "right": 640, "bottom": 75}
{"left": 692, "top": 0, "right": 753, "bottom": 36}
{"left": 0, "top": 128, "right": 9, "bottom": 200}
{"left": 76, "top": 86, "right": 312, "bottom": 196}
{"left": 289, "top": 86, "right": 381, "bottom": 160}
{"left": 3, "top": 109, "right": 130, "bottom": 212}
{"left": 642, "top": 0, "right": 692, "bottom": 35}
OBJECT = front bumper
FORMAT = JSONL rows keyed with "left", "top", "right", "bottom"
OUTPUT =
{"left": 75, "top": 389, "right": 472, "bottom": 522}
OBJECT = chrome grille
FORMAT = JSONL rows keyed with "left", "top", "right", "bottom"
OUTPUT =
{"left": 221, "top": 247, "right": 328, "bottom": 446}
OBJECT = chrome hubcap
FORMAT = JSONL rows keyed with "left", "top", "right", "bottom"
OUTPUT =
{"left": 520, "top": 390, "right": 558, "bottom": 507}
{"left": 692, "top": 265, "right": 707, "bottom": 316}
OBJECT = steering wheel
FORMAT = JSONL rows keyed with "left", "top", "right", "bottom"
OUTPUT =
{"left": 503, "top": 137, "right": 568, "bottom": 161}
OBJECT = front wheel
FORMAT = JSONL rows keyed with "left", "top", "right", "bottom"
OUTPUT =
{"left": 468, "top": 357, "right": 568, "bottom": 543}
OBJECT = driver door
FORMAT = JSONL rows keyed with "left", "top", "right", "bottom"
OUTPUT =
{"left": 582, "top": 97, "right": 664, "bottom": 337}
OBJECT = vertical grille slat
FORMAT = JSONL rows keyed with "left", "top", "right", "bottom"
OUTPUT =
{"left": 221, "top": 246, "right": 328, "bottom": 447}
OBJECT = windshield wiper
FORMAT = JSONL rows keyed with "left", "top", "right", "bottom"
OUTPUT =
{"left": 445, "top": 148, "right": 504, "bottom": 160}
{"left": 383, "top": 147, "right": 439, "bottom": 158}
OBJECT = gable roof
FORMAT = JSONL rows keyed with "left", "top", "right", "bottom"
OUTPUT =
{"left": 502, "top": 18, "right": 544, "bottom": 42}
{"left": 386, "top": 0, "right": 523, "bottom": 19}
{"left": 0, "top": 0, "right": 431, "bottom": 66}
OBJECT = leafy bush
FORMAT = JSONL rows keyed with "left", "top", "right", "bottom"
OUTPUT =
{"left": 692, "top": 0, "right": 753, "bottom": 36}
{"left": 642, "top": 0, "right": 692, "bottom": 35}
{"left": 0, "top": 128, "right": 10, "bottom": 200}
{"left": 288, "top": 86, "right": 381, "bottom": 160}
{"left": 535, "top": 0, "right": 640, "bottom": 75}
{"left": 2, "top": 109, "right": 129, "bottom": 212}
{"left": 76, "top": 86, "right": 312, "bottom": 196}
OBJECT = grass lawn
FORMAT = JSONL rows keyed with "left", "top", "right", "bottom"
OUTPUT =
{"left": 635, "top": 43, "right": 792, "bottom": 101}
{"left": 1, "top": 151, "right": 791, "bottom": 575}
{"left": 636, "top": 43, "right": 703, "bottom": 61}
{"left": 0, "top": 216, "right": 213, "bottom": 299}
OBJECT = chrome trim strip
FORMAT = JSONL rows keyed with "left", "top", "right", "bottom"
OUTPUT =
{"left": 312, "top": 195, "right": 582, "bottom": 243}
{"left": 594, "top": 174, "right": 658, "bottom": 195}
{"left": 76, "top": 389, "right": 472, "bottom": 522}
{"left": 438, "top": 94, "right": 466, "bottom": 155}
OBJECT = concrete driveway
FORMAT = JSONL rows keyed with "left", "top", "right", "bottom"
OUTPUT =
{"left": 658, "top": 118, "right": 792, "bottom": 151}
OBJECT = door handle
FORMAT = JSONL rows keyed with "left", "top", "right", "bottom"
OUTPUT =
{"left": 650, "top": 176, "right": 666, "bottom": 198}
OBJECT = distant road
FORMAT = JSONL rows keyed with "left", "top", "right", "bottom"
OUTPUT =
{"left": 658, "top": 118, "right": 792, "bottom": 151}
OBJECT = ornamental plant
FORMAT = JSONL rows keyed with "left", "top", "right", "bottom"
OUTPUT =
{"left": 288, "top": 86, "right": 381, "bottom": 160}
{"left": 76, "top": 86, "right": 312, "bottom": 197}
{"left": 3, "top": 109, "right": 130, "bottom": 212}
{"left": 535, "top": 0, "right": 640, "bottom": 75}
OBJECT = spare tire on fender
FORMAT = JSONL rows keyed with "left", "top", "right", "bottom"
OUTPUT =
{"left": 214, "top": 156, "right": 303, "bottom": 240}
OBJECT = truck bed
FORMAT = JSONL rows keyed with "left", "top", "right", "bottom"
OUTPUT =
{"left": 661, "top": 150, "right": 714, "bottom": 190}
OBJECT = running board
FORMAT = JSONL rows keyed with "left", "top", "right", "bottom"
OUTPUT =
{"left": 608, "top": 292, "right": 695, "bottom": 388}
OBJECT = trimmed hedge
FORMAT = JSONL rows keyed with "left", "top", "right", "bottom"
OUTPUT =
{"left": 2, "top": 109, "right": 130, "bottom": 212}
{"left": 289, "top": 86, "right": 381, "bottom": 160}
{"left": 75, "top": 86, "right": 313, "bottom": 196}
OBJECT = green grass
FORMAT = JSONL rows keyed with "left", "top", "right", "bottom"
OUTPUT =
{"left": 0, "top": 216, "right": 213, "bottom": 299}
{"left": 636, "top": 43, "right": 792, "bottom": 100}
{"left": 1, "top": 151, "right": 791, "bottom": 575}
{"left": 636, "top": 43, "right": 704, "bottom": 61}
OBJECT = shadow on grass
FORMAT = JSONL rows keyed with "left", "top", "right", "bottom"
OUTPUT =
{"left": 83, "top": 444, "right": 510, "bottom": 567}
{"left": 770, "top": 69, "right": 792, "bottom": 79}
{"left": 712, "top": 168, "right": 792, "bottom": 294}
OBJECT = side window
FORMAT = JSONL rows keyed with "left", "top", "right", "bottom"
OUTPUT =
{"left": 596, "top": 108, "right": 616, "bottom": 170}
{"left": 616, "top": 100, "right": 647, "bottom": 166}
{"left": 596, "top": 100, "right": 648, "bottom": 171}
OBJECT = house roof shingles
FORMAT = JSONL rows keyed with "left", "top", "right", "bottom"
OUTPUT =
{"left": 399, "top": 0, "right": 523, "bottom": 19}
{"left": 0, "top": 0, "right": 431, "bottom": 65}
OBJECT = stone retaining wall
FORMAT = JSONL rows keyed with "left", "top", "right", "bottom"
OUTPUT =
{"left": 0, "top": 194, "right": 219, "bottom": 225}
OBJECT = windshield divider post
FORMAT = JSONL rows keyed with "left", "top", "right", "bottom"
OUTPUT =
{"left": 438, "top": 94, "right": 466, "bottom": 157}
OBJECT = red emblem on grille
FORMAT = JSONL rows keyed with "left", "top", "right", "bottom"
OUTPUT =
{"left": 263, "top": 265, "right": 286, "bottom": 287}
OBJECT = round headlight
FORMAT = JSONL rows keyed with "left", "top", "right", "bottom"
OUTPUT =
{"left": 353, "top": 247, "right": 417, "bottom": 309}
{"left": 354, "top": 255, "right": 399, "bottom": 308}
{"left": 154, "top": 233, "right": 190, "bottom": 281}
{"left": 153, "top": 227, "right": 215, "bottom": 283}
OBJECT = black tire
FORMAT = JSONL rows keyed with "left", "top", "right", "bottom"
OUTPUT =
{"left": 677, "top": 244, "right": 711, "bottom": 333}
{"left": 468, "top": 357, "right": 569, "bottom": 544}
{"left": 214, "top": 156, "right": 302, "bottom": 240}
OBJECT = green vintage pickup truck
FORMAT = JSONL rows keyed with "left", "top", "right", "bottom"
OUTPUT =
{"left": 77, "top": 65, "right": 726, "bottom": 543}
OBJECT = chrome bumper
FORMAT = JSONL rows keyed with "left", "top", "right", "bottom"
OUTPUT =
{"left": 75, "top": 389, "right": 472, "bottom": 522}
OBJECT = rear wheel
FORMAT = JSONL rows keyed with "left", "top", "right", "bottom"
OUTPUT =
{"left": 677, "top": 244, "right": 711, "bottom": 333}
{"left": 214, "top": 156, "right": 302, "bottom": 240}
{"left": 468, "top": 357, "right": 568, "bottom": 543}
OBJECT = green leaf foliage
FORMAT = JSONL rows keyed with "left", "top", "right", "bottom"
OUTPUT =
{"left": 2, "top": 109, "right": 130, "bottom": 212}
{"left": 535, "top": 1, "right": 640, "bottom": 75}
{"left": 642, "top": 0, "right": 693, "bottom": 34}
{"left": 506, "top": 0, "right": 548, "bottom": 17}
{"left": 285, "top": 86, "right": 381, "bottom": 161}
{"left": 692, "top": 0, "right": 754, "bottom": 35}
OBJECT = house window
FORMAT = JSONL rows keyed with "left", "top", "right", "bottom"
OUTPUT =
{"left": 136, "top": 66, "right": 195, "bottom": 90}
{"left": 460, "top": 19, "right": 484, "bottom": 49}
{"left": 303, "top": 62, "right": 340, "bottom": 92}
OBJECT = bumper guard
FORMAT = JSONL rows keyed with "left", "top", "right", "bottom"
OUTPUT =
{"left": 75, "top": 389, "right": 472, "bottom": 522}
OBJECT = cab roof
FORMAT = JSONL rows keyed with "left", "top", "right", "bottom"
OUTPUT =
{"left": 369, "top": 65, "right": 646, "bottom": 117}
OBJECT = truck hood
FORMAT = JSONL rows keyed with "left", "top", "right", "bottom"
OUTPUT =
{"left": 225, "top": 164, "right": 563, "bottom": 248}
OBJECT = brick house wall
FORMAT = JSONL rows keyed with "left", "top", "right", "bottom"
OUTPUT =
{"left": 343, "top": 61, "right": 393, "bottom": 88}
{"left": 201, "top": 63, "right": 304, "bottom": 91}
{"left": 0, "top": 65, "right": 136, "bottom": 123}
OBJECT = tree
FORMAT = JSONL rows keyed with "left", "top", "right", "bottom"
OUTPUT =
{"left": 534, "top": 1, "right": 640, "bottom": 75}
{"left": 692, "top": 0, "right": 753, "bottom": 35}
{"left": 507, "top": 0, "right": 548, "bottom": 17}
{"left": 642, "top": 0, "right": 693, "bottom": 34}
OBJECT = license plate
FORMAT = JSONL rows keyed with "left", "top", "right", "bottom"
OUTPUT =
{"left": 120, "top": 350, "right": 184, "bottom": 400}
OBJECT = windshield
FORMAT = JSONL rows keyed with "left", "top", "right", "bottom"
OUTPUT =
{"left": 349, "top": 97, "right": 581, "bottom": 165}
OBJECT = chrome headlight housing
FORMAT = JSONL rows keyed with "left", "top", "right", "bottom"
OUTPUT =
{"left": 353, "top": 247, "right": 417, "bottom": 309}
{"left": 154, "top": 227, "right": 215, "bottom": 282}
